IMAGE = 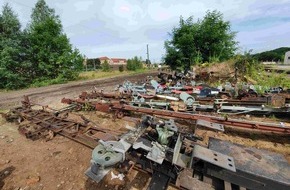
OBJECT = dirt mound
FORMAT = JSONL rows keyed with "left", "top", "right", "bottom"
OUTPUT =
{"left": 195, "top": 61, "right": 235, "bottom": 84}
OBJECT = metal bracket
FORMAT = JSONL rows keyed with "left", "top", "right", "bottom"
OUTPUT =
{"left": 172, "top": 134, "right": 191, "bottom": 168}
{"left": 192, "top": 145, "right": 236, "bottom": 172}
{"left": 85, "top": 162, "right": 111, "bottom": 182}
{"left": 133, "top": 139, "right": 166, "bottom": 164}
{"left": 196, "top": 119, "right": 224, "bottom": 131}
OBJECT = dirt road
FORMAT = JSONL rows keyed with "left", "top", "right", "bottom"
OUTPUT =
{"left": 0, "top": 71, "right": 157, "bottom": 110}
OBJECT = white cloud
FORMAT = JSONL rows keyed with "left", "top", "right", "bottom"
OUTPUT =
{"left": 1, "top": 0, "right": 290, "bottom": 61}
{"left": 73, "top": 0, "right": 94, "bottom": 12}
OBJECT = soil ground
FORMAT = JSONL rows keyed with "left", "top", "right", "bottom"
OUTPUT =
{"left": 0, "top": 70, "right": 289, "bottom": 190}
{"left": 0, "top": 72, "right": 159, "bottom": 190}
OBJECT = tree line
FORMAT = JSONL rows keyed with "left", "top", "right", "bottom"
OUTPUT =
{"left": 0, "top": 0, "right": 83, "bottom": 89}
{"left": 252, "top": 47, "right": 290, "bottom": 62}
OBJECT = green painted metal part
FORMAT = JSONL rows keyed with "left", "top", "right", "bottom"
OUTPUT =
{"left": 92, "top": 143, "right": 123, "bottom": 168}
{"left": 156, "top": 126, "right": 174, "bottom": 145}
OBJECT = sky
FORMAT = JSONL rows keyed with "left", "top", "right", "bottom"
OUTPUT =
{"left": 1, "top": 0, "right": 290, "bottom": 62}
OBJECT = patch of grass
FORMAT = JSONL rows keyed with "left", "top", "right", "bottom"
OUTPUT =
{"left": 249, "top": 68, "right": 290, "bottom": 90}
{"left": 30, "top": 76, "right": 69, "bottom": 88}
{"left": 0, "top": 89, "right": 9, "bottom": 93}
{"left": 78, "top": 68, "right": 152, "bottom": 80}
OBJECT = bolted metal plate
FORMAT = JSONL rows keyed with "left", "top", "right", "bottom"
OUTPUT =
{"left": 196, "top": 119, "right": 224, "bottom": 131}
{"left": 85, "top": 167, "right": 111, "bottom": 182}
{"left": 208, "top": 137, "right": 290, "bottom": 186}
{"left": 192, "top": 144, "right": 236, "bottom": 172}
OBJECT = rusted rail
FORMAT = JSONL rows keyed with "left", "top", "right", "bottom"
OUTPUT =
{"left": 60, "top": 97, "right": 290, "bottom": 134}
{"left": 111, "top": 104, "right": 290, "bottom": 134}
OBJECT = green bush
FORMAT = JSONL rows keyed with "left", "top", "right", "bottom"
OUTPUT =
{"left": 126, "top": 56, "right": 143, "bottom": 71}
{"left": 119, "top": 65, "right": 124, "bottom": 72}
{"left": 101, "top": 60, "right": 111, "bottom": 72}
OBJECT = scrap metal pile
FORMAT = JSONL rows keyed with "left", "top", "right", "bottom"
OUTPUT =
{"left": 60, "top": 73, "right": 290, "bottom": 134}
{"left": 2, "top": 71, "right": 290, "bottom": 190}
{"left": 64, "top": 71, "right": 290, "bottom": 118}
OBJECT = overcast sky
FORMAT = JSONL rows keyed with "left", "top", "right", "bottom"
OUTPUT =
{"left": 1, "top": 0, "right": 290, "bottom": 62}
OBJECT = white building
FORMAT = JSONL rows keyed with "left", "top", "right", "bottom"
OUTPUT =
{"left": 284, "top": 51, "right": 290, "bottom": 64}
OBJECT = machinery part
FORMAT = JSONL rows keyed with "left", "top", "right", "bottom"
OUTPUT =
{"left": 85, "top": 139, "right": 131, "bottom": 182}
{"left": 85, "top": 163, "right": 112, "bottom": 183}
{"left": 86, "top": 141, "right": 124, "bottom": 180}
{"left": 172, "top": 134, "right": 182, "bottom": 165}
{"left": 155, "top": 94, "right": 179, "bottom": 101}
{"left": 172, "top": 134, "right": 191, "bottom": 168}
{"left": 131, "top": 92, "right": 145, "bottom": 103}
{"left": 151, "top": 79, "right": 160, "bottom": 90}
{"left": 91, "top": 141, "right": 124, "bottom": 168}
{"left": 156, "top": 126, "right": 174, "bottom": 145}
{"left": 146, "top": 100, "right": 171, "bottom": 110}
{"left": 196, "top": 119, "right": 224, "bottom": 132}
{"left": 85, "top": 143, "right": 123, "bottom": 182}
{"left": 180, "top": 92, "right": 195, "bottom": 106}
{"left": 163, "top": 119, "right": 178, "bottom": 132}
{"left": 155, "top": 118, "right": 177, "bottom": 145}
{"left": 120, "top": 80, "right": 147, "bottom": 94}
{"left": 150, "top": 80, "right": 171, "bottom": 94}
{"left": 133, "top": 139, "right": 166, "bottom": 164}
{"left": 146, "top": 142, "right": 166, "bottom": 164}
{"left": 192, "top": 144, "right": 236, "bottom": 172}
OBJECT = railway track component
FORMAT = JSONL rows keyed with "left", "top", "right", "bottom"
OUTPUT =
{"left": 61, "top": 97, "right": 290, "bottom": 134}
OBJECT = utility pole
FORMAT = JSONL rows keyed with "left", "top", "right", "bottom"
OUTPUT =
{"left": 146, "top": 44, "right": 150, "bottom": 65}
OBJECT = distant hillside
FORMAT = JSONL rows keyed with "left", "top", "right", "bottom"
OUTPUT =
{"left": 252, "top": 47, "right": 290, "bottom": 62}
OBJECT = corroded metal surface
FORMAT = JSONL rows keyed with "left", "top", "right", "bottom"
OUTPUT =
{"left": 208, "top": 137, "right": 290, "bottom": 189}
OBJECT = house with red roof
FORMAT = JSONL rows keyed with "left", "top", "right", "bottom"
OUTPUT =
{"left": 98, "top": 56, "right": 127, "bottom": 65}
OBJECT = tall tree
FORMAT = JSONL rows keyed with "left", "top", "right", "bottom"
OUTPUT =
{"left": 0, "top": 3, "right": 29, "bottom": 89}
{"left": 163, "top": 10, "right": 238, "bottom": 69}
{"left": 26, "top": 0, "right": 83, "bottom": 81}
{"left": 31, "top": 0, "right": 56, "bottom": 25}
